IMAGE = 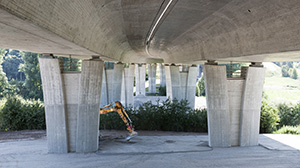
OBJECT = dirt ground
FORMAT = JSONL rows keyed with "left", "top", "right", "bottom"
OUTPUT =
{"left": 0, "top": 130, "right": 206, "bottom": 141}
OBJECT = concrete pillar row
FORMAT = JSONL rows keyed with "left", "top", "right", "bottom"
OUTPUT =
{"left": 203, "top": 64, "right": 265, "bottom": 147}
{"left": 165, "top": 64, "right": 198, "bottom": 109}
{"left": 39, "top": 56, "right": 103, "bottom": 153}
{"left": 147, "top": 63, "right": 157, "bottom": 93}
{"left": 121, "top": 64, "right": 135, "bottom": 107}
{"left": 135, "top": 64, "right": 146, "bottom": 96}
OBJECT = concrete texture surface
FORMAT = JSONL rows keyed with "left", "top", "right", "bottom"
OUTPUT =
{"left": 0, "top": 134, "right": 299, "bottom": 168}
{"left": 39, "top": 57, "right": 68, "bottom": 153}
{"left": 240, "top": 67, "right": 266, "bottom": 146}
{"left": 2, "top": 1, "right": 300, "bottom": 63}
{"left": 76, "top": 59, "right": 103, "bottom": 153}
{"left": 204, "top": 65, "right": 231, "bottom": 147}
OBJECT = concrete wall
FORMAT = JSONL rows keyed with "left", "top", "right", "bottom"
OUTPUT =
{"left": 203, "top": 64, "right": 265, "bottom": 147}
{"left": 39, "top": 57, "right": 68, "bottom": 153}
{"left": 62, "top": 72, "right": 80, "bottom": 152}
{"left": 135, "top": 64, "right": 146, "bottom": 96}
{"left": 203, "top": 65, "right": 231, "bottom": 147}
{"left": 227, "top": 79, "right": 244, "bottom": 146}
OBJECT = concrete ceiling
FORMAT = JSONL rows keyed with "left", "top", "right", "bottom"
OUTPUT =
{"left": 0, "top": 0, "right": 300, "bottom": 63}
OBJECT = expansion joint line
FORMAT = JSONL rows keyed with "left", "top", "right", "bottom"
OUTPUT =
{"left": 145, "top": 0, "right": 178, "bottom": 57}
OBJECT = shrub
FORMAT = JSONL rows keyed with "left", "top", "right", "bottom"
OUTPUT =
{"left": 0, "top": 95, "right": 45, "bottom": 131}
{"left": 274, "top": 125, "right": 300, "bottom": 135}
{"left": 99, "top": 98, "right": 208, "bottom": 132}
{"left": 278, "top": 103, "right": 300, "bottom": 127}
{"left": 260, "top": 100, "right": 280, "bottom": 133}
{"left": 158, "top": 86, "right": 166, "bottom": 96}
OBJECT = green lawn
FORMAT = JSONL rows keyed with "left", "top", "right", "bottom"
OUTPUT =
{"left": 264, "top": 76, "right": 300, "bottom": 105}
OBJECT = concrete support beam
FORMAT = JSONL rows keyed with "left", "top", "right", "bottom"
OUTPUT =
{"left": 100, "top": 68, "right": 108, "bottom": 107}
{"left": 121, "top": 64, "right": 135, "bottom": 107}
{"left": 186, "top": 65, "right": 198, "bottom": 109}
{"left": 76, "top": 59, "right": 103, "bottom": 153}
{"left": 159, "top": 64, "right": 166, "bottom": 87}
{"left": 135, "top": 64, "right": 146, "bottom": 96}
{"left": 39, "top": 57, "right": 103, "bottom": 153}
{"left": 147, "top": 64, "right": 157, "bottom": 93}
{"left": 165, "top": 64, "right": 197, "bottom": 108}
{"left": 203, "top": 65, "right": 231, "bottom": 147}
{"left": 39, "top": 57, "right": 68, "bottom": 153}
{"left": 240, "top": 67, "right": 266, "bottom": 146}
{"left": 101, "top": 63, "right": 123, "bottom": 105}
{"left": 203, "top": 64, "right": 265, "bottom": 147}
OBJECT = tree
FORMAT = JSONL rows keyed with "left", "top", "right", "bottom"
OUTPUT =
{"left": 0, "top": 56, "right": 8, "bottom": 97}
{"left": 281, "top": 65, "right": 290, "bottom": 77}
{"left": 291, "top": 68, "right": 298, "bottom": 79}
{"left": 21, "top": 52, "right": 43, "bottom": 100}
{"left": 196, "top": 76, "right": 205, "bottom": 97}
{"left": 1, "top": 50, "right": 25, "bottom": 81}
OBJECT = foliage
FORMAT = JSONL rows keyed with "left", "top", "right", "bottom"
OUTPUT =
{"left": 277, "top": 103, "right": 300, "bottom": 127}
{"left": 100, "top": 98, "right": 208, "bottom": 132}
{"left": 281, "top": 65, "right": 290, "bottom": 77}
{"left": 57, "top": 56, "right": 81, "bottom": 71}
{"left": 158, "top": 86, "right": 166, "bottom": 96}
{"left": 260, "top": 99, "right": 280, "bottom": 133}
{"left": 0, "top": 56, "right": 8, "bottom": 97}
{"left": 196, "top": 76, "right": 205, "bottom": 97}
{"left": 291, "top": 68, "right": 298, "bottom": 79}
{"left": 274, "top": 125, "right": 300, "bottom": 135}
{"left": 1, "top": 49, "right": 25, "bottom": 81}
{"left": 21, "top": 52, "right": 43, "bottom": 100}
{"left": 0, "top": 95, "right": 45, "bottom": 131}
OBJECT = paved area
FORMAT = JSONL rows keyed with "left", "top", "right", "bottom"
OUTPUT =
{"left": 0, "top": 133, "right": 299, "bottom": 168}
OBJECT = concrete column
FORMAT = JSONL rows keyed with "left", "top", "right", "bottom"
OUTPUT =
{"left": 104, "top": 63, "right": 123, "bottom": 104}
{"left": 159, "top": 63, "right": 166, "bottom": 87}
{"left": 100, "top": 67, "right": 108, "bottom": 107}
{"left": 39, "top": 57, "right": 68, "bottom": 153}
{"left": 186, "top": 65, "right": 198, "bottom": 109}
{"left": 165, "top": 64, "right": 197, "bottom": 108}
{"left": 203, "top": 65, "right": 231, "bottom": 147}
{"left": 147, "top": 64, "right": 157, "bottom": 93}
{"left": 135, "top": 64, "right": 146, "bottom": 96}
{"left": 76, "top": 59, "right": 103, "bottom": 153}
{"left": 240, "top": 66, "right": 266, "bottom": 146}
{"left": 203, "top": 63, "right": 266, "bottom": 147}
{"left": 40, "top": 57, "right": 104, "bottom": 153}
{"left": 121, "top": 64, "right": 135, "bottom": 107}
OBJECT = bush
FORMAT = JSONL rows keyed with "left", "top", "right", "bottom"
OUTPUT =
{"left": 158, "top": 86, "right": 166, "bottom": 96}
{"left": 260, "top": 100, "right": 280, "bottom": 133}
{"left": 278, "top": 103, "right": 300, "bottom": 127}
{"left": 100, "top": 98, "right": 208, "bottom": 132}
{"left": 0, "top": 95, "right": 45, "bottom": 131}
{"left": 274, "top": 125, "right": 300, "bottom": 135}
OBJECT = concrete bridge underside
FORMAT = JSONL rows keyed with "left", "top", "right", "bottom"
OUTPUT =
{"left": 0, "top": 0, "right": 299, "bottom": 153}
{"left": 0, "top": 0, "right": 300, "bottom": 63}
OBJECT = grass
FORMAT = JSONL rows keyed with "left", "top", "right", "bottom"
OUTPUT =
{"left": 264, "top": 75, "right": 300, "bottom": 105}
